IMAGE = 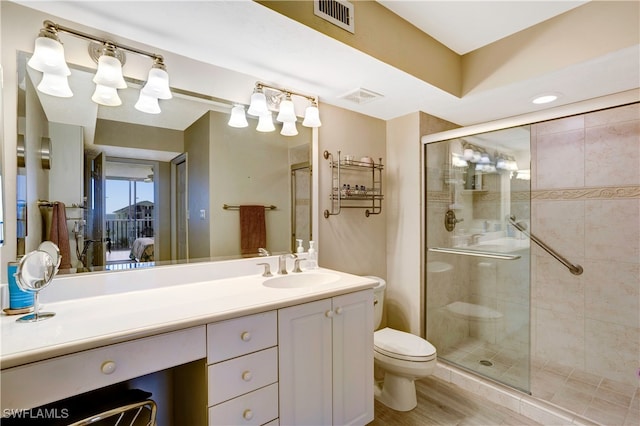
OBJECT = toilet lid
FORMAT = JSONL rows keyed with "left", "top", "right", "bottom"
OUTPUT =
{"left": 374, "top": 328, "right": 436, "bottom": 362}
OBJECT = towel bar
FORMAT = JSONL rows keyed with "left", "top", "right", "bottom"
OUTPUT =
{"left": 223, "top": 204, "right": 276, "bottom": 210}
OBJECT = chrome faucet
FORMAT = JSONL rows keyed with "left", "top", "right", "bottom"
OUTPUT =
{"left": 258, "top": 247, "right": 270, "bottom": 257}
{"left": 292, "top": 257, "right": 306, "bottom": 273}
{"left": 278, "top": 253, "right": 297, "bottom": 275}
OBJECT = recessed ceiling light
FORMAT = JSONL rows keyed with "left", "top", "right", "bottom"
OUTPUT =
{"left": 531, "top": 93, "right": 560, "bottom": 104}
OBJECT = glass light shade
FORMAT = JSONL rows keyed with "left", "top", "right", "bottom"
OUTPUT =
{"left": 28, "top": 37, "right": 70, "bottom": 75}
{"left": 37, "top": 73, "right": 73, "bottom": 98}
{"left": 276, "top": 99, "right": 297, "bottom": 123}
{"left": 479, "top": 153, "right": 491, "bottom": 164}
{"left": 91, "top": 84, "right": 122, "bottom": 106}
{"left": 472, "top": 151, "right": 481, "bottom": 162}
{"left": 141, "top": 67, "right": 172, "bottom": 99}
{"left": 228, "top": 105, "right": 248, "bottom": 128}
{"left": 463, "top": 148, "right": 474, "bottom": 161}
{"left": 280, "top": 121, "right": 298, "bottom": 136}
{"left": 93, "top": 55, "right": 127, "bottom": 89}
{"left": 247, "top": 91, "right": 268, "bottom": 116}
{"left": 135, "top": 92, "right": 161, "bottom": 114}
{"left": 302, "top": 105, "right": 321, "bottom": 127}
{"left": 256, "top": 112, "right": 276, "bottom": 132}
{"left": 496, "top": 158, "right": 507, "bottom": 170}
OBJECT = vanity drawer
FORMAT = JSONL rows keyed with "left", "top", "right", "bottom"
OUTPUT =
{"left": 208, "top": 347, "right": 278, "bottom": 406}
{"left": 1, "top": 326, "right": 206, "bottom": 411}
{"left": 207, "top": 311, "right": 277, "bottom": 363}
{"left": 208, "top": 383, "right": 278, "bottom": 426}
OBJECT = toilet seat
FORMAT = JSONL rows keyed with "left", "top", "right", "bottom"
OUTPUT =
{"left": 374, "top": 328, "right": 436, "bottom": 362}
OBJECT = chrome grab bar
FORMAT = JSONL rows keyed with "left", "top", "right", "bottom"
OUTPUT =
{"left": 428, "top": 247, "right": 521, "bottom": 260}
{"left": 508, "top": 215, "right": 583, "bottom": 275}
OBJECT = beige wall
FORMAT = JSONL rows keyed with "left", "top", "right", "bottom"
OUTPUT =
{"left": 257, "top": 0, "right": 461, "bottom": 97}
{"left": 317, "top": 103, "right": 386, "bottom": 278}
{"left": 386, "top": 112, "right": 458, "bottom": 335}
{"left": 208, "top": 110, "right": 309, "bottom": 257}
{"left": 463, "top": 1, "right": 640, "bottom": 95}
{"left": 530, "top": 103, "right": 640, "bottom": 387}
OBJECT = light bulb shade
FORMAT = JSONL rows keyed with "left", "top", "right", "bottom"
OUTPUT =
{"left": 228, "top": 105, "right": 248, "bottom": 128}
{"left": 37, "top": 72, "right": 73, "bottom": 97}
{"left": 256, "top": 112, "right": 276, "bottom": 132}
{"left": 463, "top": 148, "right": 474, "bottom": 161}
{"left": 302, "top": 105, "right": 321, "bottom": 127}
{"left": 28, "top": 37, "right": 70, "bottom": 75}
{"left": 93, "top": 55, "right": 127, "bottom": 89}
{"left": 280, "top": 121, "right": 298, "bottom": 136}
{"left": 135, "top": 92, "right": 161, "bottom": 114}
{"left": 276, "top": 99, "right": 297, "bottom": 123}
{"left": 247, "top": 91, "right": 268, "bottom": 116}
{"left": 91, "top": 84, "right": 122, "bottom": 106}
{"left": 141, "top": 67, "right": 172, "bottom": 99}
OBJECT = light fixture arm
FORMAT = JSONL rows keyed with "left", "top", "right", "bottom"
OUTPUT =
{"left": 255, "top": 81, "right": 318, "bottom": 105}
{"left": 42, "top": 20, "right": 165, "bottom": 64}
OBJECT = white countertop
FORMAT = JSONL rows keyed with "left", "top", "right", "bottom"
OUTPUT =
{"left": 1, "top": 267, "right": 376, "bottom": 369}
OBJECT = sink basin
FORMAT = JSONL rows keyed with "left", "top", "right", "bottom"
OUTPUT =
{"left": 471, "top": 237, "right": 529, "bottom": 253}
{"left": 263, "top": 272, "right": 340, "bottom": 289}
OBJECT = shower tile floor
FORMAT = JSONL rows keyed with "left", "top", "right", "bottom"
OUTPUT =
{"left": 440, "top": 338, "right": 639, "bottom": 425}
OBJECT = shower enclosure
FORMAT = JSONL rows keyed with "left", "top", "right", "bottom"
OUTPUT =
{"left": 424, "top": 125, "right": 532, "bottom": 392}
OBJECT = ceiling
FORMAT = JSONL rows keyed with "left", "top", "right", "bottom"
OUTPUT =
{"left": 13, "top": 0, "right": 640, "bottom": 126}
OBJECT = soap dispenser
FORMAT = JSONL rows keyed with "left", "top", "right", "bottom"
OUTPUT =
{"left": 307, "top": 241, "right": 318, "bottom": 269}
{"left": 296, "top": 239, "right": 304, "bottom": 254}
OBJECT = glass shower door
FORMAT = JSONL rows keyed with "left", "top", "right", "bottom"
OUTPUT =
{"left": 424, "top": 125, "right": 531, "bottom": 392}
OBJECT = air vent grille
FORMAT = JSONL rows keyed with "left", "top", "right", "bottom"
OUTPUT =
{"left": 314, "top": 0, "right": 355, "bottom": 33}
{"left": 339, "top": 88, "right": 384, "bottom": 105}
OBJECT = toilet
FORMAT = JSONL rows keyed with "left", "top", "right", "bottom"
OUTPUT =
{"left": 367, "top": 276, "right": 437, "bottom": 412}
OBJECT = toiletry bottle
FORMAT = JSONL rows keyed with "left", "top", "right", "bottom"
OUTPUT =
{"left": 296, "top": 239, "right": 304, "bottom": 254}
{"left": 307, "top": 241, "right": 318, "bottom": 269}
{"left": 8, "top": 259, "right": 34, "bottom": 309}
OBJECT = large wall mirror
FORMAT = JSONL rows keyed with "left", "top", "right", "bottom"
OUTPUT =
{"left": 15, "top": 48, "right": 313, "bottom": 275}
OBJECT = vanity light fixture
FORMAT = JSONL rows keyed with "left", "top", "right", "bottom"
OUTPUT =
{"left": 239, "top": 82, "right": 321, "bottom": 136}
{"left": 256, "top": 111, "right": 276, "bottom": 132}
{"left": 28, "top": 20, "right": 171, "bottom": 112}
{"left": 228, "top": 105, "right": 249, "bottom": 128}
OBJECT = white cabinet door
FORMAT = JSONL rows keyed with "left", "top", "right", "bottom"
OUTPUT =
{"left": 278, "top": 298, "right": 333, "bottom": 426}
{"left": 278, "top": 290, "right": 374, "bottom": 426}
{"left": 332, "top": 290, "right": 374, "bottom": 426}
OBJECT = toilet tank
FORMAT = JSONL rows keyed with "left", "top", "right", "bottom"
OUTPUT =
{"left": 364, "top": 276, "right": 386, "bottom": 329}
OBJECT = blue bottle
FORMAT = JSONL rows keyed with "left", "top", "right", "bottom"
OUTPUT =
{"left": 8, "top": 261, "right": 34, "bottom": 309}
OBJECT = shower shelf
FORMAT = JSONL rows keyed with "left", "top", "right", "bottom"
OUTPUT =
{"left": 323, "top": 150, "right": 383, "bottom": 218}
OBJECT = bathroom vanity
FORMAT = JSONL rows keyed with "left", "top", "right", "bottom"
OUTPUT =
{"left": 0, "top": 258, "right": 375, "bottom": 425}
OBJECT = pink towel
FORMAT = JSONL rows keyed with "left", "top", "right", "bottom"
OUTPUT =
{"left": 239, "top": 205, "right": 266, "bottom": 255}
{"left": 50, "top": 202, "right": 72, "bottom": 269}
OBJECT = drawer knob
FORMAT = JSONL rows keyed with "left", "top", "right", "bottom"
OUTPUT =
{"left": 243, "top": 409, "right": 254, "bottom": 420}
{"left": 240, "top": 331, "right": 251, "bottom": 342}
{"left": 101, "top": 361, "right": 117, "bottom": 375}
{"left": 325, "top": 310, "right": 334, "bottom": 318}
{"left": 242, "top": 370, "right": 253, "bottom": 382}
{"left": 335, "top": 307, "right": 343, "bottom": 315}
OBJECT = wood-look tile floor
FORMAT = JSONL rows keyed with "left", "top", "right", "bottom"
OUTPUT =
{"left": 368, "top": 376, "right": 542, "bottom": 426}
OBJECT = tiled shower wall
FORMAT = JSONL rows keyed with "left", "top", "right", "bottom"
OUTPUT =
{"left": 530, "top": 103, "right": 640, "bottom": 388}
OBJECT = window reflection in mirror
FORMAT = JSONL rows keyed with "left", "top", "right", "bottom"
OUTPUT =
{"left": 16, "top": 51, "right": 312, "bottom": 274}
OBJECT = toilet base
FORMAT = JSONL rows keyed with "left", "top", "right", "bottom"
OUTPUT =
{"left": 374, "top": 373, "right": 417, "bottom": 412}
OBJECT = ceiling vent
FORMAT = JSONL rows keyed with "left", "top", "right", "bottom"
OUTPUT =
{"left": 314, "top": 0, "right": 355, "bottom": 33}
{"left": 339, "top": 88, "right": 384, "bottom": 105}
